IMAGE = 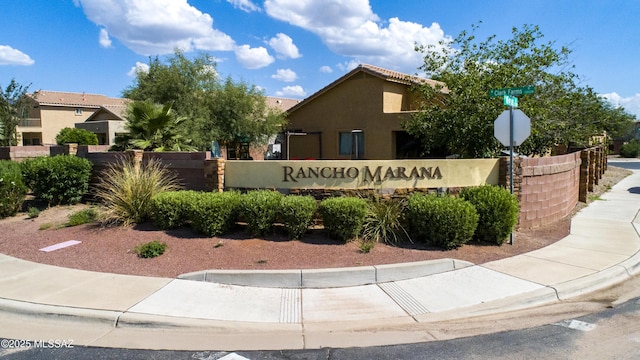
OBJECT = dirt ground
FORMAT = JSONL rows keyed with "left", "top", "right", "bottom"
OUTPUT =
{"left": 0, "top": 165, "right": 631, "bottom": 278}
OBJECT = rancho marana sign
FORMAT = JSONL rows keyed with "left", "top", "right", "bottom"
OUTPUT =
{"left": 283, "top": 165, "right": 442, "bottom": 183}
{"left": 223, "top": 159, "right": 500, "bottom": 190}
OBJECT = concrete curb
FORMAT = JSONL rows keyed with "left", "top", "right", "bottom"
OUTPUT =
{"left": 177, "top": 258, "right": 475, "bottom": 288}
{"left": 0, "top": 297, "right": 122, "bottom": 326}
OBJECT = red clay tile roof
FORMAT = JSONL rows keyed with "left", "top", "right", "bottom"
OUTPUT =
{"left": 287, "top": 64, "right": 447, "bottom": 114}
{"left": 265, "top": 96, "right": 300, "bottom": 112}
{"left": 28, "top": 90, "right": 128, "bottom": 108}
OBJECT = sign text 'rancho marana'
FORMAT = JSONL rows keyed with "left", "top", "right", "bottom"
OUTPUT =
{"left": 283, "top": 165, "right": 443, "bottom": 183}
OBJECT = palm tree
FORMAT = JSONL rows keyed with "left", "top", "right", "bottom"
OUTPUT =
{"left": 114, "top": 100, "right": 196, "bottom": 152}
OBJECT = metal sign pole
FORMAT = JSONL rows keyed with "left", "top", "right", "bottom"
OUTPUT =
{"left": 509, "top": 105, "right": 514, "bottom": 245}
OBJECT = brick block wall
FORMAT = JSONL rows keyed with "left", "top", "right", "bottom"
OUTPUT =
{"left": 517, "top": 152, "right": 581, "bottom": 229}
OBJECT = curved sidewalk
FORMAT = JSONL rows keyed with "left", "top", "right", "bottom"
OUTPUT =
{"left": 1, "top": 159, "right": 640, "bottom": 351}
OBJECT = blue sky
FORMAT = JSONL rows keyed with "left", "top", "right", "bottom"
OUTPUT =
{"left": 1, "top": 0, "right": 638, "bottom": 117}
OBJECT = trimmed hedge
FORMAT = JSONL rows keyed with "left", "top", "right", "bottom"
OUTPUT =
{"left": 189, "top": 191, "right": 241, "bottom": 237}
{"left": 279, "top": 195, "right": 317, "bottom": 240}
{"left": 21, "top": 155, "right": 92, "bottom": 205}
{"left": 0, "top": 160, "right": 27, "bottom": 218}
{"left": 151, "top": 190, "right": 200, "bottom": 230}
{"left": 239, "top": 190, "right": 283, "bottom": 237}
{"left": 320, "top": 197, "right": 367, "bottom": 242}
{"left": 407, "top": 193, "right": 478, "bottom": 250}
{"left": 620, "top": 139, "right": 640, "bottom": 158}
{"left": 460, "top": 185, "right": 519, "bottom": 245}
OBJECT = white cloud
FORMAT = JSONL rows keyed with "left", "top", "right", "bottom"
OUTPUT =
{"left": 319, "top": 65, "right": 333, "bottom": 73}
{"left": 99, "top": 28, "right": 112, "bottom": 48}
{"left": 271, "top": 68, "right": 298, "bottom": 82}
{"left": 336, "top": 60, "right": 360, "bottom": 72}
{"left": 234, "top": 44, "right": 274, "bottom": 69}
{"left": 264, "top": 0, "right": 449, "bottom": 73}
{"left": 601, "top": 92, "right": 640, "bottom": 118}
{"left": 227, "top": 0, "right": 260, "bottom": 12}
{"left": 75, "top": 0, "right": 235, "bottom": 55}
{"left": 276, "top": 85, "right": 307, "bottom": 97}
{"left": 0, "top": 45, "right": 34, "bottom": 66}
{"left": 127, "top": 61, "right": 150, "bottom": 77}
{"left": 268, "top": 33, "right": 301, "bottom": 59}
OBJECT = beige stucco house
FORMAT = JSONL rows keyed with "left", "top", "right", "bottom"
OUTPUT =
{"left": 284, "top": 64, "right": 445, "bottom": 160}
{"left": 19, "top": 91, "right": 128, "bottom": 145}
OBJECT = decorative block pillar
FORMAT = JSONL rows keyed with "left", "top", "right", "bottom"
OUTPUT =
{"left": 126, "top": 149, "right": 144, "bottom": 171}
{"left": 204, "top": 158, "right": 225, "bottom": 192}
{"left": 64, "top": 143, "right": 78, "bottom": 156}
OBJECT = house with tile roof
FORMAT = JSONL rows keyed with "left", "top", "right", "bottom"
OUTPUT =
{"left": 19, "top": 90, "right": 129, "bottom": 145}
{"left": 284, "top": 64, "right": 446, "bottom": 160}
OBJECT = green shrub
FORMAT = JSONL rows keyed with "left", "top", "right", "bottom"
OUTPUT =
{"left": 407, "top": 193, "right": 479, "bottom": 250}
{"left": 361, "top": 197, "right": 410, "bottom": 245}
{"left": 320, "top": 197, "right": 367, "bottom": 242}
{"left": 21, "top": 155, "right": 92, "bottom": 205}
{"left": 460, "top": 185, "right": 519, "bottom": 245}
{"left": 239, "top": 190, "right": 283, "bottom": 237}
{"left": 619, "top": 139, "right": 640, "bottom": 158}
{"left": 279, "top": 195, "right": 317, "bottom": 239}
{"left": 0, "top": 160, "right": 27, "bottom": 218}
{"left": 134, "top": 240, "right": 167, "bottom": 258}
{"left": 94, "top": 157, "right": 180, "bottom": 225}
{"left": 27, "top": 207, "right": 40, "bottom": 218}
{"left": 189, "top": 191, "right": 241, "bottom": 237}
{"left": 66, "top": 208, "right": 98, "bottom": 227}
{"left": 55, "top": 127, "right": 99, "bottom": 145}
{"left": 150, "top": 190, "right": 200, "bottom": 229}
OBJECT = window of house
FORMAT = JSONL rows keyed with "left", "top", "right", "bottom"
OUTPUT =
{"left": 339, "top": 131, "right": 364, "bottom": 157}
{"left": 75, "top": 108, "right": 83, "bottom": 116}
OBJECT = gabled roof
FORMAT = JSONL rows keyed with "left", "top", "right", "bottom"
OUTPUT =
{"left": 85, "top": 104, "right": 130, "bottom": 121}
{"left": 265, "top": 96, "right": 300, "bottom": 112}
{"left": 28, "top": 90, "right": 128, "bottom": 108}
{"left": 286, "top": 64, "right": 447, "bottom": 114}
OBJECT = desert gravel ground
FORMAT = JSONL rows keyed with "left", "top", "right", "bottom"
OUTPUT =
{"left": 0, "top": 165, "right": 630, "bottom": 278}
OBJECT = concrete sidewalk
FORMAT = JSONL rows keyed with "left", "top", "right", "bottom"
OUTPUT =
{"left": 1, "top": 159, "right": 639, "bottom": 351}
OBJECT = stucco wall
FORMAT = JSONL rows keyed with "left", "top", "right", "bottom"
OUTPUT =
{"left": 287, "top": 74, "right": 412, "bottom": 160}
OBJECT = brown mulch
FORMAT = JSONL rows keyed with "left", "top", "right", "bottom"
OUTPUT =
{"left": 0, "top": 166, "right": 630, "bottom": 279}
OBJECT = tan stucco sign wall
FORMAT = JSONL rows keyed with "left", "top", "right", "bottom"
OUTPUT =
{"left": 225, "top": 159, "right": 500, "bottom": 189}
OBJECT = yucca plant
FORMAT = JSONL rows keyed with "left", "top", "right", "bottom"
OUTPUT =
{"left": 94, "top": 157, "right": 181, "bottom": 225}
{"left": 361, "top": 197, "right": 411, "bottom": 245}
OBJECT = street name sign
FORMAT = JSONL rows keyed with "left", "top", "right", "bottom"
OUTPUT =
{"left": 503, "top": 95, "right": 518, "bottom": 107}
{"left": 489, "top": 85, "right": 535, "bottom": 98}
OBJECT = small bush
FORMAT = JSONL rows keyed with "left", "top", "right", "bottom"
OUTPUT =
{"left": 320, "top": 197, "right": 367, "bottom": 242}
{"left": 21, "top": 155, "right": 92, "bottom": 205}
{"left": 239, "top": 190, "right": 283, "bottom": 237}
{"left": 66, "top": 208, "right": 98, "bottom": 227}
{"left": 407, "top": 193, "right": 479, "bottom": 250}
{"left": 94, "top": 157, "right": 181, "bottom": 225}
{"left": 619, "top": 140, "right": 640, "bottom": 158}
{"left": 460, "top": 185, "right": 519, "bottom": 245}
{"left": 359, "top": 240, "right": 376, "bottom": 253}
{"left": 0, "top": 160, "right": 27, "bottom": 218}
{"left": 189, "top": 191, "right": 241, "bottom": 237}
{"left": 150, "top": 190, "right": 200, "bottom": 229}
{"left": 134, "top": 240, "right": 167, "bottom": 258}
{"left": 27, "top": 207, "right": 40, "bottom": 218}
{"left": 361, "top": 197, "right": 410, "bottom": 245}
{"left": 279, "top": 195, "right": 317, "bottom": 239}
{"left": 55, "top": 127, "right": 99, "bottom": 145}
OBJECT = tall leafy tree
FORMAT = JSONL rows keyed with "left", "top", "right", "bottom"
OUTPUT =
{"left": 0, "top": 79, "right": 31, "bottom": 146}
{"left": 123, "top": 49, "right": 285, "bottom": 151}
{"left": 112, "top": 100, "right": 196, "bottom": 152}
{"left": 405, "top": 24, "right": 635, "bottom": 157}
{"left": 197, "top": 77, "right": 286, "bottom": 149}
